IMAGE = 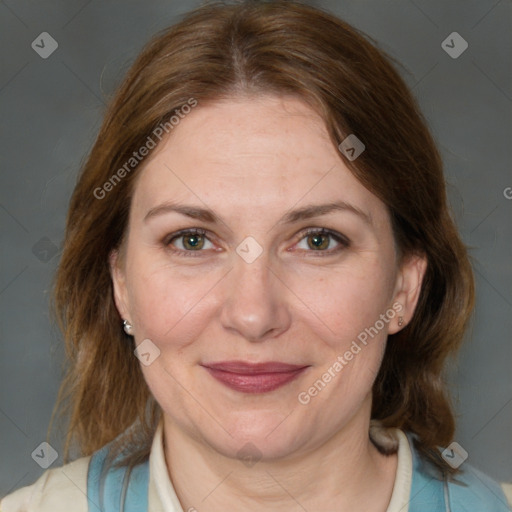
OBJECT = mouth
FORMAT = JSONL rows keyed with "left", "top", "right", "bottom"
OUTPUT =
{"left": 200, "top": 361, "right": 310, "bottom": 393}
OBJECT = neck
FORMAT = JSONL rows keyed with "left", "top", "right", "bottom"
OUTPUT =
{"left": 162, "top": 403, "right": 398, "bottom": 511}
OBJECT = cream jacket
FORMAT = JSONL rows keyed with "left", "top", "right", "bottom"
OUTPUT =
{"left": 2, "top": 423, "right": 512, "bottom": 511}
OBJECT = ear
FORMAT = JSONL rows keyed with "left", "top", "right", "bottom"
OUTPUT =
{"left": 109, "top": 248, "right": 131, "bottom": 323}
{"left": 387, "top": 253, "right": 427, "bottom": 334}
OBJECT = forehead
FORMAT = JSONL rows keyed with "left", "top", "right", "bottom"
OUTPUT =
{"left": 130, "top": 95, "right": 386, "bottom": 224}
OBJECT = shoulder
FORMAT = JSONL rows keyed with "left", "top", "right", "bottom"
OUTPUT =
{"left": 448, "top": 464, "right": 512, "bottom": 511}
{"left": 404, "top": 431, "right": 512, "bottom": 511}
{"left": 0, "top": 456, "right": 90, "bottom": 512}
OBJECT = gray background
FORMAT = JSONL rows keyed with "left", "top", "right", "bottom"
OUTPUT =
{"left": 1, "top": 0, "right": 511, "bottom": 497}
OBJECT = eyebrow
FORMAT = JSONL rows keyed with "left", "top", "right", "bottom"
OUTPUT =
{"left": 143, "top": 200, "right": 372, "bottom": 227}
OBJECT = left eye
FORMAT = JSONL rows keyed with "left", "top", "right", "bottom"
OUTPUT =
{"left": 294, "top": 228, "right": 349, "bottom": 253}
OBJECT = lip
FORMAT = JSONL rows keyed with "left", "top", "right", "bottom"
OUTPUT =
{"left": 201, "top": 361, "right": 310, "bottom": 393}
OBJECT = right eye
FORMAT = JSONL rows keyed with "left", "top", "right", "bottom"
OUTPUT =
{"left": 164, "top": 228, "right": 216, "bottom": 256}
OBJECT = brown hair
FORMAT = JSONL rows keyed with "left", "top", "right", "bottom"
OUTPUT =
{"left": 52, "top": 0, "right": 474, "bottom": 472}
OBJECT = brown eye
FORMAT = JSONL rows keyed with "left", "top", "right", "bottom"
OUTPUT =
{"left": 181, "top": 233, "right": 205, "bottom": 250}
{"left": 294, "top": 228, "right": 350, "bottom": 255}
{"left": 307, "top": 232, "right": 330, "bottom": 250}
{"left": 166, "top": 228, "right": 214, "bottom": 255}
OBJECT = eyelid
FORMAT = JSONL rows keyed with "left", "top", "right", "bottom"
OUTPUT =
{"left": 164, "top": 227, "right": 208, "bottom": 244}
{"left": 296, "top": 226, "right": 350, "bottom": 244}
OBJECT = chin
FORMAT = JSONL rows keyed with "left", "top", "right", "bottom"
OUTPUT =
{"left": 213, "top": 430, "right": 302, "bottom": 463}
{"left": 206, "top": 412, "right": 306, "bottom": 461}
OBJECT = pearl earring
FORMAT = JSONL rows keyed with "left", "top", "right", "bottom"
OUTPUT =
{"left": 398, "top": 317, "right": 404, "bottom": 327}
{"left": 123, "top": 319, "right": 134, "bottom": 335}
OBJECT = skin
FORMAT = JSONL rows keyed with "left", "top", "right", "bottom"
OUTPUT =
{"left": 110, "top": 95, "right": 427, "bottom": 511}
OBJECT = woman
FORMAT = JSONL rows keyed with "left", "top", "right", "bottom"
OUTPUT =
{"left": 1, "top": 1, "right": 510, "bottom": 511}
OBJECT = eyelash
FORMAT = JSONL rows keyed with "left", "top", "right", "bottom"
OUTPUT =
{"left": 163, "top": 227, "right": 350, "bottom": 258}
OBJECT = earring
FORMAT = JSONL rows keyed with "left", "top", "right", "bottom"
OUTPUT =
{"left": 398, "top": 317, "right": 404, "bottom": 327}
{"left": 123, "top": 319, "right": 134, "bottom": 335}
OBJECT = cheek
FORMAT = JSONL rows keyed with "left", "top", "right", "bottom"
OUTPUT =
{"left": 126, "top": 260, "right": 222, "bottom": 349}
{"left": 291, "top": 263, "right": 392, "bottom": 417}
{"left": 287, "top": 257, "right": 396, "bottom": 350}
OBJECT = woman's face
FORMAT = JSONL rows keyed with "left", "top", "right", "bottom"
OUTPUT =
{"left": 111, "top": 95, "right": 424, "bottom": 461}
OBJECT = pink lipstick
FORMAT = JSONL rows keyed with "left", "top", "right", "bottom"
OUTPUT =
{"left": 201, "top": 361, "right": 309, "bottom": 393}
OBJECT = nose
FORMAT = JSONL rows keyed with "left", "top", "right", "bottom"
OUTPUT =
{"left": 219, "top": 252, "right": 292, "bottom": 343}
